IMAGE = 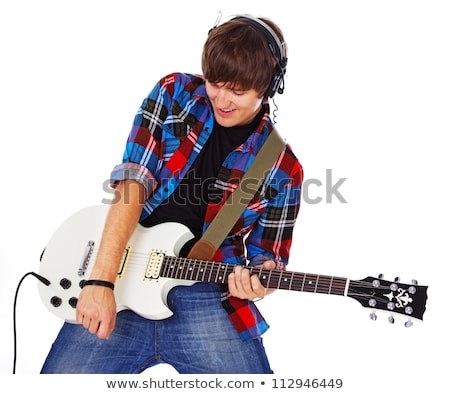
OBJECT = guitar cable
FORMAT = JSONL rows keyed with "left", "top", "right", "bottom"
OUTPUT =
{"left": 12, "top": 271, "right": 51, "bottom": 374}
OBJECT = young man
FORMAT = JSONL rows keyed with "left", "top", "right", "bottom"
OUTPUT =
{"left": 41, "top": 14, "right": 303, "bottom": 374}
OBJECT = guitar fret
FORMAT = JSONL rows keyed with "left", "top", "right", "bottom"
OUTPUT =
{"left": 258, "top": 268, "right": 268, "bottom": 287}
{"left": 329, "top": 277, "right": 347, "bottom": 296}
{"left": 278, "top": 271, "right": 292, "bottom": 290}
{"left": 218, "top": 263, "right": 230, "bottom": 284}
{"left": 303, "top": 274, "right": 317, "bottom": 293}
{"left": 199, "top": 261, "right": 208, "bottom": 282}
{"left": 265, "top": 269, "right": 280, "bottom": 289}
{"left": 206, "top": 262, "right": 213, "bottom": 282}
{"left": 192, "top": 260, "right": 199, "bottom": 281}
{"left": 164, "top": 256, "right": 175, "bottom": 278}
{"left": 178, "top": 258, "right": 187, "bottom": 279}
{"left": 316, "top": 276, "right": 331, "bottom": 294}
{"left": 289, "top": 273, "right": 300, "bottom": 291}
{"left": 161, "top": 257, "right": 169, "bottom": 278}
{"left": 212, "top": 262, "right": 218, "bottom": 283}
{"left": 302, "top": 274, "right": 317, "bottom": 293}
{"left": 219, "top": 264, "right": 228, "bottom": 284}
{"left": 267, "top": 270, "right": 275, "bottom": 288}
{"left": 214, "top": 263, "right": 220, "bottom": 283}
{"left": 189, "top": 259, "right": 197, "bottom": 281}
{"left": 174, "top": 260, "right": 182, "bottom": 279}
{"left": 191, "top": 259, "right": 201, "bottom": 281}
{"left": 276, "top": 270, "right": 283, "bottom": 289}
{"left": 186, "top": 259, "right": 194, "bottom": 280}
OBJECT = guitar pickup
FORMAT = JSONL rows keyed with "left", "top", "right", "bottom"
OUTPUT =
{"left": 117, "top": 246, "right": 131, "bottom": 279}
{"left": 145, "top": 249, "right": 166, "bottom": 280}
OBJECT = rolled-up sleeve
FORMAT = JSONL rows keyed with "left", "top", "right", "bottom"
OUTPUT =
{"left": 110, "top": 162, "right": 159, "bottom": 201}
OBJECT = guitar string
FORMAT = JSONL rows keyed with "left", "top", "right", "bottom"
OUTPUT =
{"left": 88, "top": 246, "right": 403, "bottom": 288}
{"left": 86, "top": 249, "right": 405, "bottom": 302}
{"left": 79, "top": 250, "right": 413, "bottom": 314}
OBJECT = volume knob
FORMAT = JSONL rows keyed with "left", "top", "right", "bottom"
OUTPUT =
{"left": 68, "top": 297, "right": 78, "bottom": 308}
{"left": 50, "top": 296, "right": 62, "bottom": 308}
{"left": 60, "top": 278, "right": 72, "bottom": 289}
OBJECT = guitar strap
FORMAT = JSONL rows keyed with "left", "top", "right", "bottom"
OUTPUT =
{"left": 187, "top": 127, "right": 286, "bottom": 261}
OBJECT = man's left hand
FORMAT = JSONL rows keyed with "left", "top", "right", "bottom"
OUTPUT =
{"left": 227, "top": 260, "right": 276, "bottom": 300}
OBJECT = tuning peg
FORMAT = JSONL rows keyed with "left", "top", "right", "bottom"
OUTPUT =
{"left": 404, "top": 319, "right": 413, "bottom": 328}
{"left": 409, "top": 279, "right": 418, "bottom": 294}
{"left": 369, "top": 312, "right": 377, "bottom": 321}
{"left": 395, "top": 277, "right": 400, "bottom": 283}
{"left": 378, "top": 273, "right": 384, "bottom": 279}
{"left": 388, "top": 315, "right": 395, "bottom": 324}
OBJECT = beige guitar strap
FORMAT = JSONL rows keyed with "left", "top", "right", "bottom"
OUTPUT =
{"left": 187, "top": 127, "right": 286, "bottom": 260}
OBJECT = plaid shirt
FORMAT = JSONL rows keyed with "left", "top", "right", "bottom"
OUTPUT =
{"left": 111, "top": 73, "right": 303, "bottom": 340}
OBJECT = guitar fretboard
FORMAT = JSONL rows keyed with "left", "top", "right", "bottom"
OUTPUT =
{"left": 161, "top": 256, "right": 348, "bottom": 296}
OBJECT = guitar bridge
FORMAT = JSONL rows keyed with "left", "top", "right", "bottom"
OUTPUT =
{"left": 145, "top": 249, "right": 166, "bottom": 281}
{"left": 78, "top": 240, "right": 95, "bottom": 276}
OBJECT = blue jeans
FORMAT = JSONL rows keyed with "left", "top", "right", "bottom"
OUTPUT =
{"left": 40, "top": 283, "right": 273, "bottom": 374}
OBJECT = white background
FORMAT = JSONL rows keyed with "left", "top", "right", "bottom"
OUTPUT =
{"left": 1, "top": 0, "right": 449, "bottom": 392}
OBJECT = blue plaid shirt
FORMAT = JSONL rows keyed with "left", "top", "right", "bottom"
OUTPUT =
{"left": 111, "top": 72, "right": 303, "bottom": 340}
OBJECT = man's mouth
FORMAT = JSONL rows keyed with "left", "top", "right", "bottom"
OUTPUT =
{"left": 217, "top": 108, "right": 235, "bottom": 115}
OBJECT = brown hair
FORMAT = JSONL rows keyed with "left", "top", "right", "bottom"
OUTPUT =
{"left": 201, "top": 16, "right": 286, "bottom": 97}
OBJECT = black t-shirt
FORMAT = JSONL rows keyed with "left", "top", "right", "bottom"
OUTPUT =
{"left": 142, "top": 107, "right": 264, "bottom": 242}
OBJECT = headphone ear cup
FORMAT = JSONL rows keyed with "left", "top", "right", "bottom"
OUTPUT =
{"left": 265, "top": 73, "right": 278, "bottom": 98}
{"left": 265, "top": 59, "right": 287, "bottom": 98}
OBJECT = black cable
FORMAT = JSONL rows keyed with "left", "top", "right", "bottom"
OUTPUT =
{"left": 272, "top": 97, "right": 279, "bottom": 124}
{"left": 12, "top": 271, "right": 50, "bottom": 374}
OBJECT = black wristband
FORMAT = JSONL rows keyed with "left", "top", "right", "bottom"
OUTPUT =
{"left": 81, "top": 279, "right": 115, "bottom": 290}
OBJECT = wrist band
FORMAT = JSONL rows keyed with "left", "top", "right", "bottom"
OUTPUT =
{"left": 81, "top": 279, "right": 115, "bottom": 290}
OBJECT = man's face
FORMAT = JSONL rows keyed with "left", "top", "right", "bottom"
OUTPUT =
{"left": 205, "top": 80, "right": 263, "bottom": 128}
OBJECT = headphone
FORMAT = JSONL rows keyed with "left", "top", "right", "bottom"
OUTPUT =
{"left": 209, "top": 14, "right": 288, "bottom": 98}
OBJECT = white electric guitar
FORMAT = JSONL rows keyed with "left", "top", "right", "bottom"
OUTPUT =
{"left": 38, "top": 205, "right": 428, "bottom": 325}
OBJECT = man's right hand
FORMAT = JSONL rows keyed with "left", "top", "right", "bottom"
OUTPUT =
{"left": 76, "top": 285, "right": 117, "bottom": 339}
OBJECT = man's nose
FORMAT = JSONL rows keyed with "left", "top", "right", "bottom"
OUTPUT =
{"left": 215, "top": 88, "right": 231, "bottom": 106}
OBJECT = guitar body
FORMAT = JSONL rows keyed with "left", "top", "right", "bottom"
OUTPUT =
{"left": 38, "top": 205, "right": 196, "bottom": 322}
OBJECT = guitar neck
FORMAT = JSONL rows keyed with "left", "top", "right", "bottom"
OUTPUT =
{"left": 161, "top": 256, "right": 349, "bottom": 296}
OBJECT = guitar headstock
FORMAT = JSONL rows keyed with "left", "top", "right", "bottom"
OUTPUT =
{"left": 348, "top": 275, "right": 428, "bottom": 326}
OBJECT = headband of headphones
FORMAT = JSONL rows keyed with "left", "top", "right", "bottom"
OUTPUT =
{"left": 209, "top": 13, "right": 288, "bottom": 98}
